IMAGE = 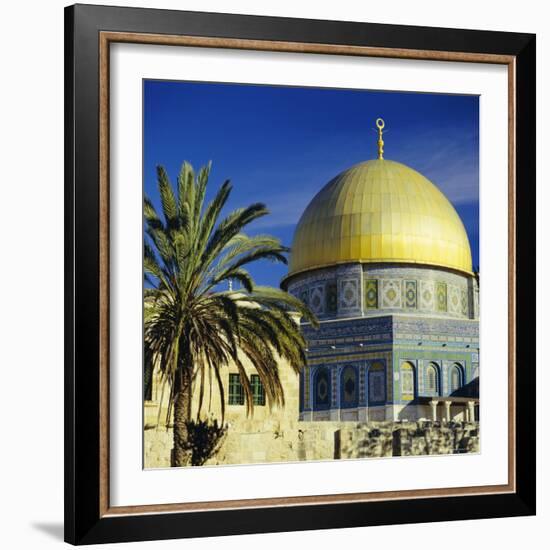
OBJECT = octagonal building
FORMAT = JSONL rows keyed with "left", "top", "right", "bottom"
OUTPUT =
{"left": 281, "top": 120, "right": 479, "bottom": 423}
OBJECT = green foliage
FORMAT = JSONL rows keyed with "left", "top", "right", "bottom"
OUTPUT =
{"left": 144, "top": 161, "right": 318, "bottom": 423}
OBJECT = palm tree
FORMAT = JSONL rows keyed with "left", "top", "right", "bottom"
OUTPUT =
{"left": 144, "top": 161, "right": 318, "bottom": 466}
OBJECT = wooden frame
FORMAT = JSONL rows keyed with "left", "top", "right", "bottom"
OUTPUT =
{"left": 65, "top": 3, "right": 536, "bottom": 545}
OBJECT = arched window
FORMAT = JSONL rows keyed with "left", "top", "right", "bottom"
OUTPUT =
{"left": 314, "top": 367, "right": 330, "bottom": 409}
{"left": 368, "top": 362, "right": 386, "bottom": 404}
{"left": 425, "top": 363, "right": 439, "bottom": 395}
{"left": 401, "top": 361, "right": 415, "bottom": 401}
{"left": 450, "top": 364, "right": 463, "bottom": 393}
{"left": 340, "top": 365, "right": 358, "bottom": 408}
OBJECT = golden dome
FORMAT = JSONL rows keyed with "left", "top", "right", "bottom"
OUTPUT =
{"left": 288, "top": 158, "right": 473, "bottom": 277}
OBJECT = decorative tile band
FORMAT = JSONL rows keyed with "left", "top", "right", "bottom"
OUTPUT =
{"left": 288, "top": 263, "right": 478, "bottom": 321}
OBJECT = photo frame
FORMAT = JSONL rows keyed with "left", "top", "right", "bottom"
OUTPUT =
{"left": 64, "top": 3, "right": 536, "bottom": 545}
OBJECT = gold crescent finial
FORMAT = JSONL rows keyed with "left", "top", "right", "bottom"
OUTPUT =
{"left": 376, "top": 118, "right": 385, "bottom": 159}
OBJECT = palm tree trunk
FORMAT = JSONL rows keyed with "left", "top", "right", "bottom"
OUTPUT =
{"left": 172, "top": 367, "right": 193, "bottom": 467}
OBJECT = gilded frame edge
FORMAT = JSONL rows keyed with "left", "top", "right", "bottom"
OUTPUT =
{"left": 98, "top": 32, "right": 516, "bottom": 518}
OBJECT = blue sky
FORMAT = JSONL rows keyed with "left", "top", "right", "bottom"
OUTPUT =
{"left": 144, "top": 80, "right": 479, "bottom": 288}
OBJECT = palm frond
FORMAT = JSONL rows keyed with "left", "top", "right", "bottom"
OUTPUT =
{"left": 144, "top": 160, "right": 318, "bottom": 449}
{"left": 156, "top": 165, "right": 178, "bottom": 229}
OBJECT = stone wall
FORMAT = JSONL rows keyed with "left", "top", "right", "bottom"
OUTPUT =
{"left": 144, "top": 426, "right": 173, "bottom": 469}
{"left": 144, "top": 420, "right": 479, "bottom": 468}
{"left": 335, "top": 423, "right": 393, "bottom": 458}
{"left": 337, "top": 421, "right": 479, "bottom": 459}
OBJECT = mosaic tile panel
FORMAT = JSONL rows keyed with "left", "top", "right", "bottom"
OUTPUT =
{"left": 368, "top": 362, "right": 385, "bottom": 403}
{"left": 461, "top": 289, "right": 469, "bottom": 316}
{"left": 441, "top": 363, "right": 449, "bottom": 395}
{"left": 304, "top": 366, "right": 311, "bottom": 408}
{"left": 436, "top": 282, "right": 447, "bottom": 312}
{"left": 331, "top": 366, "right": 338, "bottom": 406}
{"left": 341, "top": 365, "right": 358, "bottom": 407}
{"left": 381, "top": 279, "right": 402, "bottom": 308}
{"left": 419, "top": 280, "right": 435, "bottom": 310}
{"left": 359, "top": 364, "right": 366, "bottom": 405}
{"left": 449, "top": 284, "right": 461, "bottom": 314}
{"left": 364, "top": 279, "right": 378, "bottom": 309}
{"left": 387, "top": 359, "right": 393, "bottom": 402}
{"left": 404, "top": 280, "right": 417, "bottom": 309}
{"left": 309, "top": 285, "right": 324, "bottom": 315}
{"left": 314, "top": 367, "right": 330, "bottom": 407}
{"left": 339, "top": 279, "right": 359, "bottom": 310}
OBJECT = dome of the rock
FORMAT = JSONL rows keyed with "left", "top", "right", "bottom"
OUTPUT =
{"left": 288, "top": 158, "right": 472, "bottom": 277}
